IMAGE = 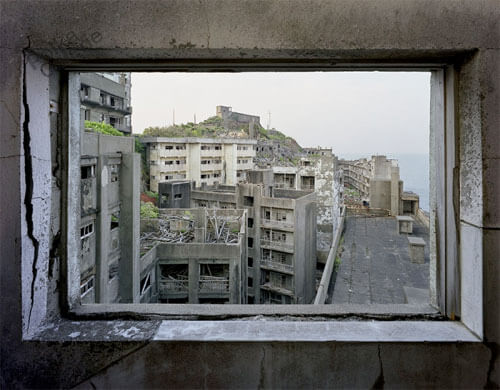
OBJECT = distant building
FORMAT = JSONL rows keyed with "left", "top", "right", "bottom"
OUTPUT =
{"left": 216, "top": 105, "right": 261, "bottom": 136}
{"left": 80, "top": 72, "right": 132, "bottom": 134}
{"left": 339, "top": 155, "right": 419, "bottom": 217}
{"left": 141, "top": 137, "right": 257, "bottom": 192}
{"left": 158, "top": 173, "right": 318, "bottom": 304}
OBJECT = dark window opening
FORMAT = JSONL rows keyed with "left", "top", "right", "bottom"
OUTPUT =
{"left": 243, "top": 196, "right": 254, "bottom": 206}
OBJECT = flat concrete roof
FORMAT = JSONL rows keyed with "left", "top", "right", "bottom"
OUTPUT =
{"left": 332, "top": 216, "right": 429, "bottom": 305}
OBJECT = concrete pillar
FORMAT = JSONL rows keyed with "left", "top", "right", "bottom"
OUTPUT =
{"left": 391, "top": 166, "right": 400, "bottom": 216}
{"left": 224, "top": 144, "right": 237, "bottom": 185}
{"left": 188, "top": 260, "right": 199, "bottom": 303}
{"left": 96, "top": 157, "right": 109, "bottom": 303}
{"left": 119, "top": 153, "right": 140, "bottom": 303}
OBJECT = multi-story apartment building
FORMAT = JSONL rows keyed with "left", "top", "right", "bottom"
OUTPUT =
{"left": 272, "top": 148, "right": 344, "bottom": 261}
{"left": 80, "top": 131, "right": 140, "bottom": 304}
{"left": 80, "top": 72, "right": 132, "bottom": 134}
{"left": 159, "top": 171, "right": 317, "bottom": 304}
{"left": 141, "top": 137, "right": 257, "bottom": 192}
{"left": 139, "top": 208, "right": 247, "bottom": 304}
{"left": 339, "top": 155, "right": 412, "bottom": 216}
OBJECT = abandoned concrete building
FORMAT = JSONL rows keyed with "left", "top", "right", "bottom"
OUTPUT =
{"left": 79, "top": 123, "right": 140, "bottom": 303}
{"left": 2, "top": 1, "right": 499, "bottom": 388}
{"left": 273, "top": 147, "right": 343, "bottom": 261}
{"left": 159, "top": 173, "right": 317, "bottom": 304}
{"left": 80, "top": 72, "right": 132, "bottom": 134}
{"left": 216, "top": 105, "right": 261, "bottom": 136}
{"left": 340, "top": 155, "right": 419, "bottom": 217}
{"left": 141, "top": 136, "right": 257, "bottom": 191}
{"left": 139, "top": 208, "right": 247, "bottom": 304}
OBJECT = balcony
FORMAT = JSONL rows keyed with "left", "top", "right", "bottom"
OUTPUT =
{"left": 159, "top": 148, "right": 187, "bottom": 157}
{"left": 200, "top": 148, "right": 223, "bottom": 157}
{"left": 163, "top": 163, "right": 186, "bottom": 172}
{"left": 201, "top": 163, "right": 223, "bottom": 171}
{"left": 260, "top": 218, "right": 294, "bottom": 230}
{"left": 260, "top": 258, "right": 294, "bottom": 274}
{"left": 158, "top": 277, "right": 189, "bottom": 298}
{"left": 260, "top": 283, "right": 294, "bottom": 297}
{"left": 237, "top": 162, "right": 254, "bottom": 170}
{"left": 260, "top": 239, "right": 294, "bottom": 253}
{"left": 199, "top": 276, "right": 229, "bottom": 294}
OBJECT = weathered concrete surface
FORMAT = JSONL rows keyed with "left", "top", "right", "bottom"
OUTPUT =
{"left": 1, "top": 0, "right": 499, "bottom": 388}
{"left": 333, "top": 216, "right": 429, "bottom": 304}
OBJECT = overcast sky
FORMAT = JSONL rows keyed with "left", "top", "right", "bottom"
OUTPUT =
{"left": 131, "top": 72, "right": 430, "bottom": 157}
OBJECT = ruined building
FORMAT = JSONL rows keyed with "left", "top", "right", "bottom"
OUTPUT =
{"left": 141, "top": 137, "right": 257, "bottom": 191}
{"left": 139, "top": 208, "right": 247, "bottom": 304}
{"left": 273, "top": 147, "right": 343, "bottom": 262}
{"left": 159, "top": 172, "right": 317, "bottom": 304}
{"left": 79, "top": 117, "right": 141, "bottom": 303}
{"left": 3, "top": 1, "right": 498, "bottom": 388}
{"left": 340, "top": 155, "right": 418, "bottom": 217}
{"left": 216, "top": 105, "right": 261, "bottom": 137}
{"left": 80, "top": 72, "right": 132, "bottom": 134}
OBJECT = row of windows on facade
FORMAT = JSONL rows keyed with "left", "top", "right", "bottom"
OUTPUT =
{"left": 150, "top": 144, "right": 255, "bottom": 151}
{"left": 80, "top": 84, "right": 126, "bottom": 109}
{"left": 83, "top": 110, "right": 129, "bottom": 128}
{"left": 81, "top": 164, "right": 119, "bottom": 183}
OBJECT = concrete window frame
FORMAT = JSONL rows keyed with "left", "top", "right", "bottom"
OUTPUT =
{"left": 23, "top": 57, "right": 481, "bottom": 343}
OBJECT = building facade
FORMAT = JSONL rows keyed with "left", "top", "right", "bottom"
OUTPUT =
{"left": 141, "top": 137, "right": 257, "bottom": 192}
{"left": 340, "top": 155, "right": 411, "bottom": 216}
{"left": 80, "top": 130, "right": 140, "bottom": 304}
{"left": 80, "top": 72, "right": 132, "bottom": 134}
{"left": 159, "top": 174, "right": 317, "bottom": 304}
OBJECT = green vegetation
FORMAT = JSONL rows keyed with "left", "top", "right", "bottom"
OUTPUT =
{"left": 142, "top": 116, "right": 227, "bottom": 138}
{"left": 145, "top": 191, "right": 158, "bottom": 201}
{"left": 85, "top": 120, "right": 124, "bottom": 136}
{"left": 140, "top": 201, "right": 159, "bottom": 219}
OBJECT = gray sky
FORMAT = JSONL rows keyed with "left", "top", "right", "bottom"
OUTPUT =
{"left": 131, "top": 72, "right": 430, "bottom": 157}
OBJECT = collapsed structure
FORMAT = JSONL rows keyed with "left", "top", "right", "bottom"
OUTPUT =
{"left": 140, "top": 208, "right": 247, "bottom": 304}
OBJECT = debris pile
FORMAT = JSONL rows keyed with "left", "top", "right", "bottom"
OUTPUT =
{"left": 205, "top": 211, "right": 241, "bottom": 244}
{"left": 140, "top": 211, "right": 243, "bottom": 254}
{"left": 140, "top": 215, "right": 195, "bottom": 253}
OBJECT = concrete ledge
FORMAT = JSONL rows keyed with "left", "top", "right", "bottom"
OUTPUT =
{"left": 155, "top": 320, "right": 479, "bottom": 342}
{"left": 72, "top": 303, "right": 440, "bottom": 320}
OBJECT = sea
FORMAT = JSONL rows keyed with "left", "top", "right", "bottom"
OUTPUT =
{"left": 339, "top": 153, "right": 430, "bottom": 212}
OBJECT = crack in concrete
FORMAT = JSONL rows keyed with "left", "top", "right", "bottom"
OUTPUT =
{"left": 372, "top": 344, "right": 385, "bottom": 389}
{"left": 22, "top": 46, "right": 40, "bottom": 331}
{"left": 258, "top": 345, "right": 266, "bottom": 389}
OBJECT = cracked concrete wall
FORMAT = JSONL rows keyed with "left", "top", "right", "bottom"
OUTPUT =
{"left": 1, "top": 0, "right": 499, "bottom": 388}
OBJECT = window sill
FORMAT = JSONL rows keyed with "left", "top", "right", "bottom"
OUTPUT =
{"left": 29, "top": 303, "right": 480, "bottom": 343}
{"left": 32, "top": 317, "right": 480, "bottom": 343}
